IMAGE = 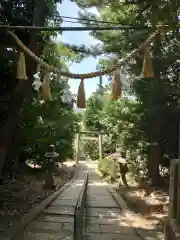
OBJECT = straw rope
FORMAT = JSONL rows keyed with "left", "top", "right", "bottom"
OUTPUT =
{"left": 7, "top": 25, "right": 167, "bottom": 80}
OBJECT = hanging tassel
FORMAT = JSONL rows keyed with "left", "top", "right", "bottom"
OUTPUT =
{"left": 77, "top": 79, "right": 86, "bottom": 108}
{"left": 41, "top": 72, "right": 53, "bottom": 101}
{"left": 16, "top": 52, "right": 28, "bottom": 80}
{"left": 111, "top": 69, "right": 122, "bottom": 101}
{"left": 142, "top": 51, "right": 154, "bottom": 78}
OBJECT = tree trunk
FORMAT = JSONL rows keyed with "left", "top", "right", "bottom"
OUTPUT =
{"left": 147, "top": 32, "right": 163, "bottom": 186}
{"left": 0, "top": 0, "right": 46, "bottom": 180}
{"left": 148, "top": 118, "right": 161, "bottom": 185}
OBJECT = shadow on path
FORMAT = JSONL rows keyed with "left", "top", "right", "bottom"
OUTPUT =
{"left": 83, "top": 160, "right": 164, "bottom": 240}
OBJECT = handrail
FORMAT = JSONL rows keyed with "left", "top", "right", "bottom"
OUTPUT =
{"left": 165, "top": 159, "right": 180, "bottom": 240}
{"left": 74, "top": 173, "right": 88, "bottom": 240}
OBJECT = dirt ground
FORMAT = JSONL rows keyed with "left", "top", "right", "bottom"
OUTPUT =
{"left": 96, "top": 161, "right": 168, "bottom": 239}
{"left": 0, "top": 162, "right": 75, "bottom": 234}
{"left": 115, "top": 182, "right": 169, "bottom": 239}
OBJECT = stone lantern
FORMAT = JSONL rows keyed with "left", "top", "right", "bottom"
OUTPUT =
{"left": 45, "top": 144, "right": 59, "bottom": 159}
{"left": 44, "top": 144, "right": 59, "bottom": 189}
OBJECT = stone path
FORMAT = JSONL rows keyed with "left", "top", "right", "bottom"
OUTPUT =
{"left": 82, "top": 162, "right": 142, "bottom": 240}
{"left": 15, "top": 163, "right": 88, "bottom": 240}
{"left": 10, "top": 161, "right": 163, "bottom": 240}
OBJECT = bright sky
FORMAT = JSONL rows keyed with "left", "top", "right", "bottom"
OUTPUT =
{"left": 57, "top": 0, "right": 108, "bottom": 98}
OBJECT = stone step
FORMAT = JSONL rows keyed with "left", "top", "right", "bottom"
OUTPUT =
{"left": 82, "top": 233, "right": 141, "bottom": 240}
{"left": 83, "top": 222, "right": 135, "bottom": 234}
{"left": 37, "top": 214, "right": 74, "bottom": 223}
{"left": 86, "top": 200, "right": 118, "bottom": 208}
{"left": 85, "top": 207, "right": 121, "bottom": 218}
{"left": 50, "top": 198, "right": 78, "bottom": 207}
{"left": 83, "top": 216, "right": 126, "bottom": 225}
{"left": 17, "top": 231, "right": 73, "bottom": 240}
{"left": 83, "top": 216, "right": 135, "bottom": 235}
{"left": 44, "top": 205, "right": 75, "bottom": 215}
{"left": 26, "top": 219, "right": 74, "bottom": 234}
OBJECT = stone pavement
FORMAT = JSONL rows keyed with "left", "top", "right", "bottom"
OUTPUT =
{"left": 82, "top": 162, "right": 142, "bottom": 240}
{"left": 11, "top": 160, "right": 162, "bottom": 240}
{"left": 15, "top": 163, "right": 88, "bottom": 240}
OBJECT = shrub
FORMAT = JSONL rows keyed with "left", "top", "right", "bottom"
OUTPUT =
{"left": 98, "top": 157, "right": 119, "bottom": 182}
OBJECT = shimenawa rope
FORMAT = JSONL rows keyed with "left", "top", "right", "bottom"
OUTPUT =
{"left": 7, "top": 25, "right": 166, "bottom": 80}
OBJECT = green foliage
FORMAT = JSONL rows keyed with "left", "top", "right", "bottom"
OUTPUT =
{"left": 77, "top": 0, "right": 180, "bottom": 185}
{"left": 83, "top": 141, "right": 99, "bottom": 159}
{"left": 0, "top": 1, "right": 82, "bottom": 174}
{"left": 83, "top": 92, "right": 104, "bottom": 131}
{"left": 18, "top": 67, "right": 80, "bottom": 167}
{"left": 98, "top": 157, "right": 118, "bottom": 182}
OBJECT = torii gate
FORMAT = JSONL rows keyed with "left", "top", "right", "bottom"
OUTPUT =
{"left": 75, "top": 131, "right": 105, "bottom": 163}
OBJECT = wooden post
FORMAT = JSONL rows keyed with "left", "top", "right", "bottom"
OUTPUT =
{"left": 169, "top": 159, "right": 179, "bottom": 219}
{"left": 99, "top": 134, "right": 103, "bottom": 160}
{"left": 164, "top": 222, "right": 172, "bottom": 240}
{"left": 164, "top": 159, "right": 180, "bottom": 240}
{"left": 177, "top": 159, "right": 180, "bottom": 220}
{"left": 75, "top": 134, "right": 80, "bottom": 164}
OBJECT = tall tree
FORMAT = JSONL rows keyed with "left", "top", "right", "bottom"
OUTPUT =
{"left": 0, "top": 0, "right": 78, "bottom": 179}
{"left": 77, "top": 0, "right": 180, "bottom": 185}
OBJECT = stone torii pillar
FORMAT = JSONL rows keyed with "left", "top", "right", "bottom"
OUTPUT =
{"left": 99, "top": 133, "right": 103, "bottom": 160}
{"left": 75, "top": 133, "right": 80, "bottom": 163}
